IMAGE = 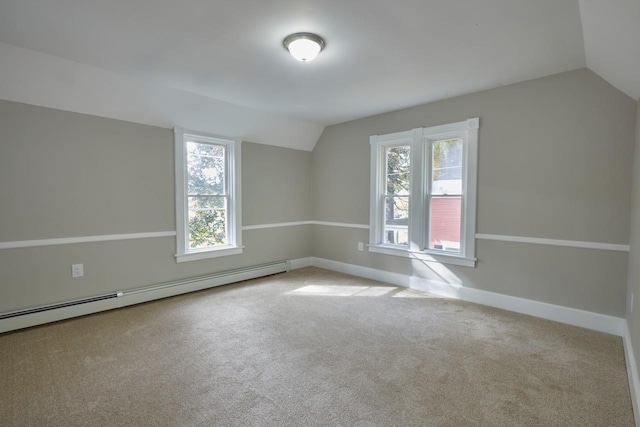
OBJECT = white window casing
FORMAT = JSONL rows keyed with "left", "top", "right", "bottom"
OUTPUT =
{"left": 369, "top": 118, "right": 479, "bottom": 267}
{"left": 174, "top": 127, "right": 243, "bottom": 262}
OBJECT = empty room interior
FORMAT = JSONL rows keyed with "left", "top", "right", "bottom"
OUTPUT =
{"left": 2, "top": 1, "right": 640, "bottom": 425}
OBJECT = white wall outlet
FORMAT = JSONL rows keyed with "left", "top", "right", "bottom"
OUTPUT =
{"left": 358, "top": 242, "right": 364, "bottom": 251}
{"left": 71, "top": 264, "right": 84, "bottom": 278}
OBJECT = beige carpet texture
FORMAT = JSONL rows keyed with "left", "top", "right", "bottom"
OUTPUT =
{"left": 0, "top": 267, "right": 634, "bottom": 426}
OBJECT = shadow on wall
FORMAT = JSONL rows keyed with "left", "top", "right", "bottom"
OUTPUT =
{"left": 410, "top": 258, "right": 466, "bottom": 299}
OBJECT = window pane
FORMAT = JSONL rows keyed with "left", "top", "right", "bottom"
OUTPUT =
{"left": 384, "top": 195, "right": 409, "bottom": 245}
{"left": 188, "top": 196, "right": 227, "bottom": 248}
{"left": 429, "top": 196, "right": 461, "bottom": 252}
{"left": 431, "top": 138, "right": 462, "bottom": 196}
{"left": 386, "top": 146, "right": 410, "bottom": 195}
{"left": 187, "top": 141, "right": 225, "bottom": 195}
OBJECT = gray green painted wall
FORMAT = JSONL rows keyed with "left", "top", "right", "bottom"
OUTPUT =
{"left": 0, "top": 100, "right": 312, "bottom": 312}
{"left": 627, "top": 99, "right": 640, "bottom": 375}
{"left": 0, "top": 101, "right": 174, "bottom": 241}
{"left": 243, "top": 142, "right": 312, "bottom": 225}
{"left": 312, "top": 68, "right": 636, "bottom": 317}
{"left": 0, "top": 68, "right": 636, "bottom": 322}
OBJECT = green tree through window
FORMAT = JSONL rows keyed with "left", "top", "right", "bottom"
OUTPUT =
{"left": 175, "top": 127, "right": 242, "bottom": 262}
{"left": 385, "top": 146, "right": 410, "bottom": 245}
{"left": 187, "top": 141, "right": 227, "bottom": 248}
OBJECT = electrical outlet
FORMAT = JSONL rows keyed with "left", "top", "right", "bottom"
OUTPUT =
{"left": 358, "top": 242, "right": 364, "bottom": 251}
{"left": 71, "top": 264, "right": 84, "bottom": 278}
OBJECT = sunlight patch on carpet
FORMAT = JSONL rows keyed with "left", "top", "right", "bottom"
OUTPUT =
{"left": 288, "top": 285, "right": 396, "bottom": 297}
{"left": 287, "top": 285, "right": 448, "bottom": 299}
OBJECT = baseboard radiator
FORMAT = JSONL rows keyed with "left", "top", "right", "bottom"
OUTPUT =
{"left": 0, "top": 260, "right": 291, "bottom": 334}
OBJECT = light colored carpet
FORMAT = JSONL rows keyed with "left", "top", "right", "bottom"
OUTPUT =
{"left": 0, "top": 267, "right": 634, "bottom": 426}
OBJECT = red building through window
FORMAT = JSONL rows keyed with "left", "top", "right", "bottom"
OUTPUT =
{"left": 430, "top": 197, "right": 461, "bottom": 251}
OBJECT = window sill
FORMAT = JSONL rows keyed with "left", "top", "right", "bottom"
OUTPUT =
{"left": 175, "top": 246, "right": 244, "bottom": 263}
{"left": 368, "top": 244, "right": 476, "bottom": 268}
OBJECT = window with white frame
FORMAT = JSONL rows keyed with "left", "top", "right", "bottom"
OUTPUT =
{"left": 174, "top": 128, "right": 242, "bottom": 262}
{"left": 369, "top": 118, "right": 479, "bottom": 267}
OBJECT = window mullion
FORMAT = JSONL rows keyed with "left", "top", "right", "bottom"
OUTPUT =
{"left": 369, "top": 118, "right": 478, "bottom": 266}
{"left": 463, "top": 119, "right": 479, "bottom": 260}
{"left": 377, "top": 144, "right": 386, "bottom": 246}
{"left": 380, "top": 145, "right": 387, "bottom": 245}
{"left": 408, "top": 128, "right": 424, "bottom": 252}
{"left": 425, "top": 138, "right": 433, "bottom": 253}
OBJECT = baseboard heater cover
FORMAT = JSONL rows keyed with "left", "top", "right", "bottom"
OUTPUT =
{"left": 0, "top": 260, "right": 291, "bottom": 333}
{"left": 0, "top": 293, "right": 119, "bottom": 321}
{"left": 117, "top": 260, "right": 290, "bottom": 307}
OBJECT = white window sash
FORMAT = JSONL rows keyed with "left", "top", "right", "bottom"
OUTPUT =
{"left": 174, "top": 127, "right": 242, "bottom": 263}
{"left": 424, "top": 132, "right": 466, "bottom": 255}
{"left": 369, "top": 118, "right": 478, "bottom": 267}
{"left": 370, "top": 130, "right": 415, "bottom": 249}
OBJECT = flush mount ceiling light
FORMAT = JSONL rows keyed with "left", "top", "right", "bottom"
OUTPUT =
{"left": 283, "top": 32, "right": 325, "bottom": 63}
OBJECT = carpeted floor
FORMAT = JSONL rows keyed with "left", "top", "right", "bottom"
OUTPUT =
{"left": 0, "top": 267, "right": 634, "bottom": 426}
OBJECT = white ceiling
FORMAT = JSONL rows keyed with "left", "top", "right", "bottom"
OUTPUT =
{"left": 0, "top": 1, "right": 637, "bottom": 151}
{"left": 579, "top": 0, "right": 640, "bottom": 101}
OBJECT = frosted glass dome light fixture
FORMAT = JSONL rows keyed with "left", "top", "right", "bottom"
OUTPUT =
{"left": 283, "top": 32, "right": 325, "bottom": 63}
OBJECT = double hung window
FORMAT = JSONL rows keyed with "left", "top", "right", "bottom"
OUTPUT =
{"left": 369, "top": 118, "right": 479, "bottom": 267}
{"left": 174, "top": 128, "right": 242, "bottom": 262}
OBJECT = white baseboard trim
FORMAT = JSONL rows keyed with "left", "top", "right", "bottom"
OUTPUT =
{"left": 409, "top": 276, "right": 624, "bottom": 336}
{"left": 0, "top": 254, "right": 627, "bottom": 337}
{"left": 308, "top": 257, "right": 624, "bottom": 337}
{"left": 0, "top": 298, "right": 119, "bottom": 334}
{"left": 623, "top": 322, "right": 640, "bottom": 426}
{"left": 311, "top": 257, "right": 409, "bottom": 288}
{"left": 0, "top": 261, "right": 290, "bottom": 334}
{"left": 3, "top": 254, "right": 637, "bottom": 422}
{"left": 117, "top": 261, "right": 289, "bottom": 308}
{"left": 289, "top": 257, "right": 314, "bottom": 270}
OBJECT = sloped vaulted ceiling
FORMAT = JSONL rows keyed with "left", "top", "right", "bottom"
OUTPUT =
{"left": 0, "top": 1, "right": 637, "bottom": 151}
{"left": 579, "top": 0, "right": 640, "bottom": 101}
